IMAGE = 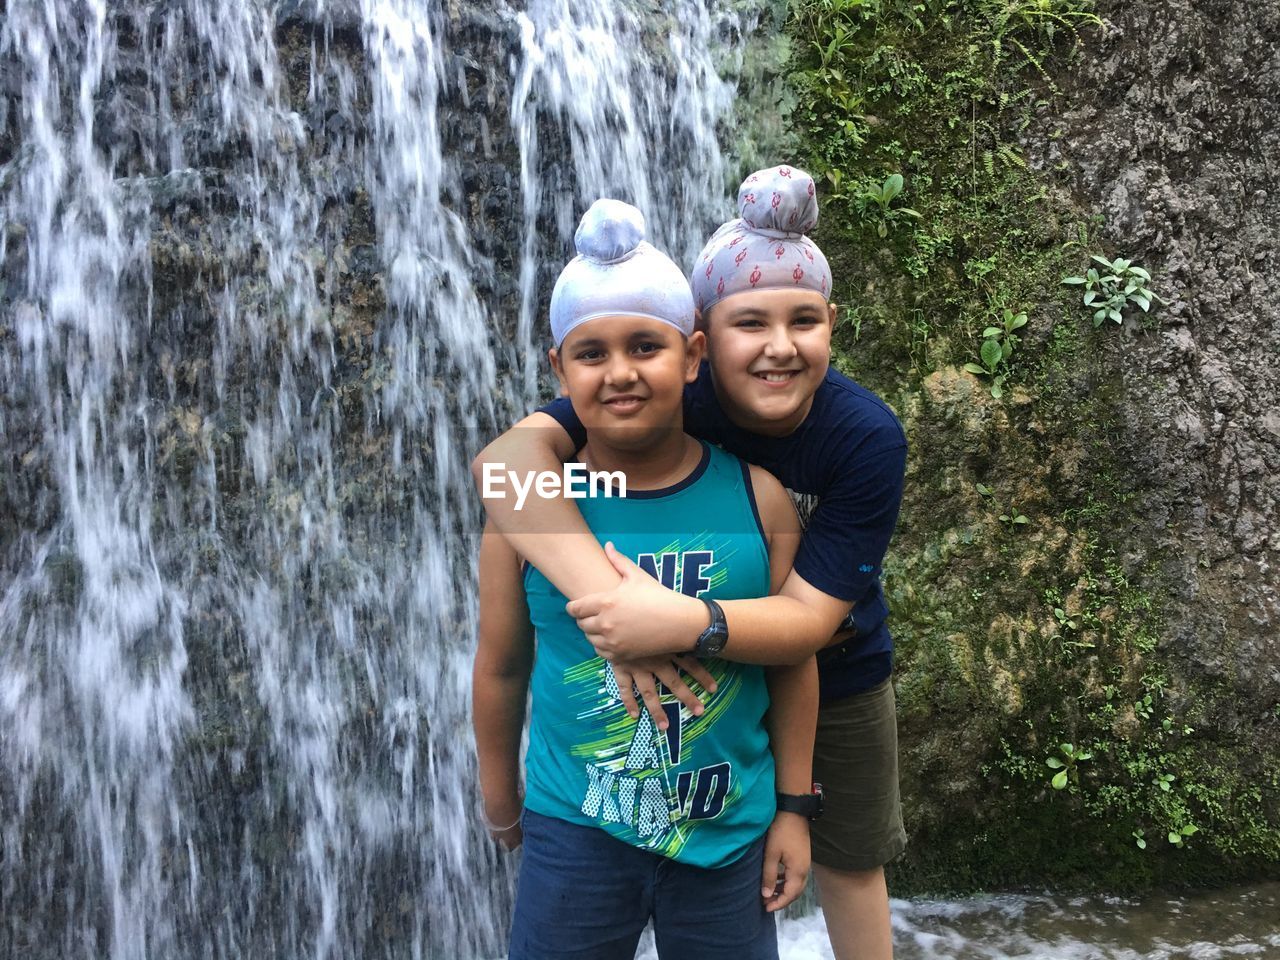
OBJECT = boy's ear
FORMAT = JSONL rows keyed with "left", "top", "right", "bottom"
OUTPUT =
{"left": 684, "top": 330, "right": 707, "bottom": 382}
{"left": 548, "top": 347, "right": 570, "bottom": 397}
{"left": 827, "top": 302, "right": 838, "bottom": 327}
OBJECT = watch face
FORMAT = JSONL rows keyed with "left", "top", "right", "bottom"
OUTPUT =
{"left": 695, "top": 598, "right": 728, "bottom": 657}
{"left": 704, "top": 630, "right": 727, "bottom": 656}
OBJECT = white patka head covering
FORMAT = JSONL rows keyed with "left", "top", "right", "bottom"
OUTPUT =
{"left": 690, "top": 164, "right": 832, "bottom": 314}
{"left": 550, "top": 199, "right": 695, "bottom": 347}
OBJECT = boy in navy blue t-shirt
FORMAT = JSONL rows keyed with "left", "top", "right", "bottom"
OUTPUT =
{"left": 474, "top": 166, "right": 906, "bottom": 960}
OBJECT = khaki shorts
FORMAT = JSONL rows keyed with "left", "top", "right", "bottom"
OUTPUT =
{"left": 810, "top": 677, "right": 907, "bottom": 872}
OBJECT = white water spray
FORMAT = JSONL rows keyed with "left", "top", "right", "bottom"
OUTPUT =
{"left": 0, "top": 2, "right": 757, "bottom": 957}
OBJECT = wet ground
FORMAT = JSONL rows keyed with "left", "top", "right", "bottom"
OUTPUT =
{"left": 636, "top": 882, "right": 1280, "bottom": 959}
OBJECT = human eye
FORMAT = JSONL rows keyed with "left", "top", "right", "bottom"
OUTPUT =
{"left": 735, "top": 317, "right": 764, "bottom": 329}
{"left": 633, "top": 340, "right": 664, "bottom": 356}
{"left": 574, "top": 348, "right": 605, "bottom": 362}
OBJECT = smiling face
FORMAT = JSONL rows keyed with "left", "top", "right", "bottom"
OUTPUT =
{"left": 702, "top": 288, "right": 835, "bottom": 436}
{"left": 549, "top": 316, "right": 704, "bottom": 452}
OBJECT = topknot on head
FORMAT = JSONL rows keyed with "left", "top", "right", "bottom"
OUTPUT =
{"left": 574, "top": 199, "right": 647, "bottom": 264}
{"left": 736, "top": 165, "right": 819, "bottom": 238}
{"left": 550, "top": 198, "right": 694, "bottom": 347}
{"left": 688, "top": 163, "right": 832, "bottom": 313}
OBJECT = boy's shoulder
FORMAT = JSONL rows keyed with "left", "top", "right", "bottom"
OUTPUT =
{"left": 700, "top": 436, "right": 757, "bottom": 483}
{"left": 810, "top": 366, "right": 906, "bottom": 451}
{"left": 697, "top": 440, "right": 784, "bottom": 510}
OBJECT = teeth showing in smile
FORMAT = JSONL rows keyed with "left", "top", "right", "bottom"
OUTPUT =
{"left": 757, "top": 371, "right": 797, "bottom": 382}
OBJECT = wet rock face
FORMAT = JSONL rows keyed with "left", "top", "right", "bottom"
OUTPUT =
{"left": 3, "top": 0, "right": 769, "bottom": 952}
{"left": 1035, "top": 1, "right": 1280, "bottom": 705}
{"left": 1, "top": 6, "right": 531, "bottom": 956}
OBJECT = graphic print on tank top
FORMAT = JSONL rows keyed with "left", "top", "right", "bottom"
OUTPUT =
{"left": 561, "top": 536, "right": 749, "bottom": 859}
{"left": 520, "top": 443, "right": 775, "bottom": 868}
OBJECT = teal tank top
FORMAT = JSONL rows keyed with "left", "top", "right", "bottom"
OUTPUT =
{"left": 522, "top": 442, "right": 775, "bottom": 869}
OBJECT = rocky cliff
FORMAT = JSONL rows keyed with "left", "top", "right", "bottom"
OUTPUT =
{"left": 795, "top": 0, "right": 1279, "bottom": 889}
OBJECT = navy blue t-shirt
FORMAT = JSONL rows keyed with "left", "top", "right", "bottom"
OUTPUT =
{"left": 541, "top": 361, "right": 907, "bottom": 702}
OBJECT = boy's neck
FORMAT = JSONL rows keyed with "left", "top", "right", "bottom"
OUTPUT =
{"left": 581, "top": 428, "right": 702, "bottom": 491}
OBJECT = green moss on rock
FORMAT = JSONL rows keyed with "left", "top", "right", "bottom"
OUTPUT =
{"left": 784, "top": 0, "right": 1280, "bottom": 892}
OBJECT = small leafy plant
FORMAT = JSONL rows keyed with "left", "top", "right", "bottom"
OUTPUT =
{"left": 1000, "top": 505, "right": 1029, "bottom": 528}
{"left": 1053, "top": 605, "right": 1077, "bottom": 631}
{"left": 1160, "top": 716, "right": 1195, "bottom": 736}
{"left": 857, "top": 173, "right": 922, "bottom": 238}
{"left": 841, "top": 304, "right": 871, "bottom": 341}
{"left": 1062, "top": 255, "right": 1165, "bottom": 327}
{"left": 964, "top": 308, "right": 1026, "bottom": 398}
{"left": 808, "top": 27, "right": 867, "bottom": 134}
{"left": 1046, "top": 741, "right": 1092, "bottom": 790}
{"left": 1168, "top": 823, "right": 1199, "bottom": 846}
{"left": 984, "top": 307, "right": 1029, "bottom": 348}
{"left": 964, "top": 339, "right": 1008, "bottom": 398}
{"left": 812, "top": 17, "right": 859, "bottom": 71}
{"left": 975, "top": 483, "right": 1029, "bottom": 528}
{"left": 1134, "top": 693, "right": 1154, "bottom": 721}
{"left": 1044, "top": 588, "right": 1094, "bottom": 650}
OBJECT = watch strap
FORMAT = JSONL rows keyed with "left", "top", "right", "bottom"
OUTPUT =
{"left": 776, "top": 784, "right": 824, "bottom": 821}
{"left": 693, "top": 597, "right": 727, "bottom": 657}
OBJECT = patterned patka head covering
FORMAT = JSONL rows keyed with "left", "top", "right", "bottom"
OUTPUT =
{"left": 690, "top": 164, "right": 832, "bottom": 314}
{"left": 550, "top": 199, "right": 696, "bottom": 347}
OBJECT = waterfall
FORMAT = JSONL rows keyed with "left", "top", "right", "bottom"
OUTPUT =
{"left": 0, "top": 1, "right": 762, "bottom": 957}
{"left": 509, "top": 0, "right": 739, "bottom": 397}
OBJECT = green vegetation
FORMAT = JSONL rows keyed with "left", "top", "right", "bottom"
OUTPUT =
{"left": 786, "top": 0, "right": 1280, "bottom": 892}
{"left": 1063, "top": 254, "right": 1165, "bottom": 326}
{"left": 1046, "top": 741, "right": 1092, "bottom": 790}
{"left": 852, "top": 172, "right": 923, "bottom": 237}
{"left": 964, "top": 307, "right": 1027, "bottom": 397}
{"left": 975, "top": 482, "right": 1028, "bottom": 528}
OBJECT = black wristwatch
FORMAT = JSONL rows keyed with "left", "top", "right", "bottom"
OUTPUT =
{"left": 776, "top": 783, "right": 825, "bottom": 821}
{"left": 692, "top": 597, "right": 728, "bottom": 658}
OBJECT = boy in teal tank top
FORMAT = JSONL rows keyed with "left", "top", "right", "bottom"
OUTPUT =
{"left": 473, "top": 200, "right": 818, "bottom": 959}
{"left": 521, "top": 441, "right": 777, "bottom": 868}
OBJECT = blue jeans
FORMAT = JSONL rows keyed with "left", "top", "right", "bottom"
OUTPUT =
{"left": 509, "top": 809, "right": 778, "bottom": 960}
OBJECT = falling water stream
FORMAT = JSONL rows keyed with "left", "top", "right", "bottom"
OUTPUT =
{"left": 0, "top": 2, "right": 1274, "bottom": 959}
{"left": 0, "top": 1, "right": 758, "bottom": 957}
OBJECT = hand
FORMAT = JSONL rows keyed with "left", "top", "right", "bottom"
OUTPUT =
{"left": 567, "top": 543, "right": 706, "bottom": 661}
{"left": 609, "top": 657, "right": 719, "bottom": 730}
{"left": 483, "top": 792, "right": 524, "bottom": 852}
{"left": 761, "top": 812, "right": 810, "bottom": 912}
